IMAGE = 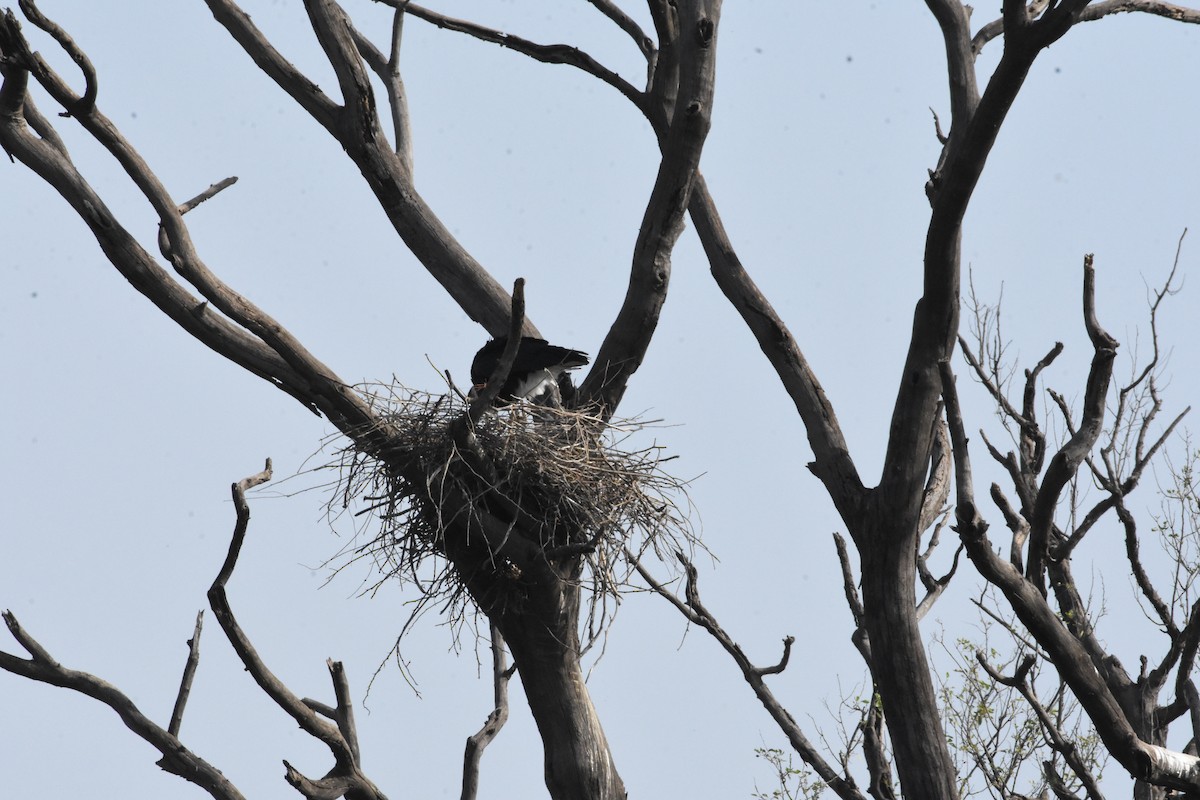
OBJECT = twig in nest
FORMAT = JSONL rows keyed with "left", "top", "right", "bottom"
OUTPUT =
{"left": 320, "top": 379, "right": 701, "bottom": 651}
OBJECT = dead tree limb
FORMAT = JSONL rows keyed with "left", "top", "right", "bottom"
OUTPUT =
{"left": 0, "top": 614, "right": 243, "bottom": 799}
{"left": 208, "top": 460, "right": 388, "bottom": 800}
{"left": 633, "top": 552, "right": 868, "bottom": 800}
{"left": 461, "top": 623, "right": 514, "bottom": 800}
{"left": 973, "top": 0, "right": 1200, "bottom": 56}
{"left": 167, "top": 610, "right": 205, "bottom": 738}
{"left": 942, "top": 263, "right": 1200, "bottom": 793}
{"left": 577, "top": 1, "right": 719, "bottom": 416}
{"left": 205, "top": 0, "right": 535, "bottom": 339}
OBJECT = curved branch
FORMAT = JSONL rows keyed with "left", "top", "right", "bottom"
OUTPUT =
{"left": 382, "top": 0, "right": 647, "bottom": 113}
{"left": 579, "top": 2, "right": 718, "bottom": 416}
{"left": 586, "top": 0, "right": 656, "bottom": 63}
{"left": 209, "top": 462, "right": 388, "bottom": 800}
{"left": 633, "top": 553, "right": 867, "bottom": 800}
{"left": 207, "top": 0, "right": 533, "bottom": 340}
{"left": 461, "top": 624, "right": 513, "bottom": 800}
{"left": 207, "top": 462, "right": 346, "bottom": 755}
{"left": 16, "top": 0, "right": 96, "bottom": 114}
{"left": 0, "top": 611, "right": 246, "bottom": 800}
{"left": 1026, "top": 257, "right": 1119, "bottom": 591}
{"left": 756, "top": 637, "right": 795, "bottom": 678}
{"left": 973, "top": 0, "right": 1200, "bottom": 56}
{"left": 691, "top": 175, "right": 865, "bottom": 520}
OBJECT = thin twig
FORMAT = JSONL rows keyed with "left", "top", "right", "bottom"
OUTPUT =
{"left": 179, "top": 177, "right": 238, "bottom": 215}
{"left": 633, "top": 550, "right": 867, "bottom": 800}
{"left": 167, "top": 610, "right": 205, "bottom": 737}
{"left": 0, "top": 611, "right": 246, "bottom": 799}
{"left": 378, "top": 0, "right": 646, "bottom": 111}
{"left": 461, "top": 623, "right": 512, "bottom": 800}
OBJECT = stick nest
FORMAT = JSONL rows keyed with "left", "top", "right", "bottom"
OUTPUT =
{"left": 325, "top": 381, "right": 699, "bottom": 645}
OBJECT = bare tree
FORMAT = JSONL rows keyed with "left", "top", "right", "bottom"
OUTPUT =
{"left": 2, "top": 2, "right": 1200, "bottom": 799}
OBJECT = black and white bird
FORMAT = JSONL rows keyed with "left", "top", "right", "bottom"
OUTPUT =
{"left": 469, "top": 336, "right": 589, "bottom": 406}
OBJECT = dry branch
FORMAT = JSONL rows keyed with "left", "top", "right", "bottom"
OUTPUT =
{"left": 973, "top": 0, "right": 1200, "bottom": 55}
{"left": 578, "top": 1, "right": 720, "bottom": 416}
{"left": 205, "top": 0, "right": 535, "bottom": 340}
{"left": 327, "top": 381, "right": 697, "bottom": 647}
{"left": 379, "top": 0, "right": 647, "bottom": 111}
{"left": 946, "top": 261, "right": 1200, "bottom": 793}
{"left": 0, "top": 6, "right": 382, "bottom": 431}
{"left": 1026, "top": 257, "right": 1119, "bottom": 593}
{"left": 465, "top": 279, "right": 526, "bottom": 422}
{"left": 0, "top": 611, "right": 245, "bottom": 800}
{"left": 209, "top": 460, "right": 388, "bottom": 800}
{"left": 460, "top": 623, "right": 513, "bottom": 800}
{"left": 167, "top": 610, "right": 205, "bottom": 738}
{"left": 348, "top": 7, "right": 412, "bottom": 172}
{"left": 634, "top": 553, "right": 867, "bottom": 800}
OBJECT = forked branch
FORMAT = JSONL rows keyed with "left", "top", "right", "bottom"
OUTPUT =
{"left": 0, "top": 610, "right": 244, "bottom": 800}
{"left": 461, "top": 624, "right": 514, "bottom": 800}
{"left": 205, "top": 0, "right": 534, "bottom": 340}
{"left": 0, "top": 6, "right": 384, "bottom": 440}
{"left": 579, "top": 1, "right": 720, "bottom": 416}
{"left": 1026, "top": 257, "right": 1119, "bottom": 593}
{"left": 973, "top": 0, "right": 1200, "bottom": 56}
{"left": 633, "top": 552, "right": 867, "bottom": 800}
{"left": 942, "top": 271, "right": 1200, "bottom": 792}
{"left": 209, "top": 460, "right": 388, "bottom": 800}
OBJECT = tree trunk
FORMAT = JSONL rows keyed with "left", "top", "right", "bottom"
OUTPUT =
{"left": 859, "top": 513, "right": 959, "bottom": 800}
{"left": 1118, "top": 679, "right": 1172, "bottom": 800}
{"left": 427, "top": 442, "right": 626, "bottom": 799}
{"left": 497, "top": 572, "right": 625, "bottom": 800}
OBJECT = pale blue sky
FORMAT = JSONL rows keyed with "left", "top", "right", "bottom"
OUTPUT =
{"left": 3, "top": 2, "right": 1198, "bottom": 797}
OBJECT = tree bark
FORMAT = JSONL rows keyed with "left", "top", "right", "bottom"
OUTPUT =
{"left": 499, "top": 580, "right": 624, "bottom": 800}
{"left": 858, "top": 510, "right": 960, "bottom": 800}
{"left": 445, "top": 529, "right": 624, "bottom": 800}
{"left": 428, "top": 459, "right": 625, "bottom": 800}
